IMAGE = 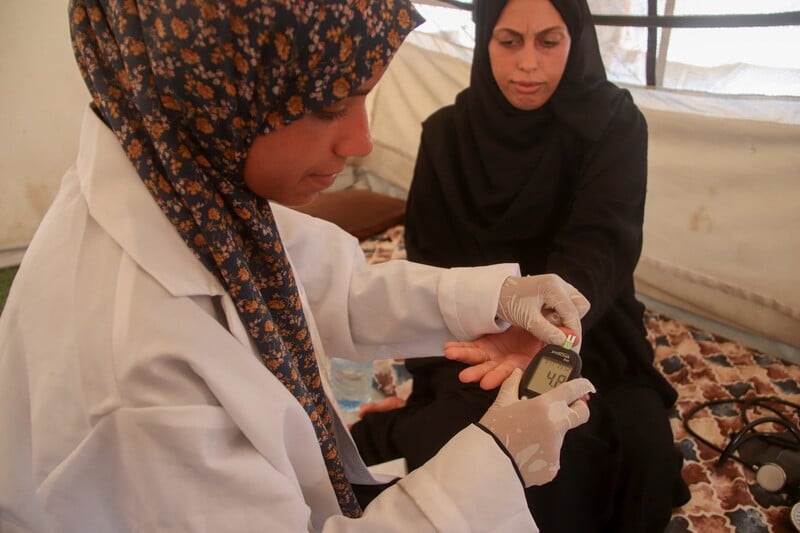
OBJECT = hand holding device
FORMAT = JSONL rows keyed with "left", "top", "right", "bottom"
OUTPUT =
{"left": 480, "top": 368, "right": 594, "bottom": 487}
{"left": 496, "top": 275, "right": 589, "bottom": 348}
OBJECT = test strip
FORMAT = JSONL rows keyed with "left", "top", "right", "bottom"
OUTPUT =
{"left": 562, "top": 334, "right": 577, "bottom": 350}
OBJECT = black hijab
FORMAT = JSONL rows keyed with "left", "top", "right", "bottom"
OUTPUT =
{"left": 470, "top": 0, "right": 620, "bottom": 141}
{"left": 408, "top": 0, "right": 632, "bottom": 248}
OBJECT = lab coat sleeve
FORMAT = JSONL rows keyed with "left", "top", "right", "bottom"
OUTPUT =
{"left": 324, "top": 425, "right": 538, "bottom": 532}
{"left": 270, "top": 203, "right": 520, "bottom": 360}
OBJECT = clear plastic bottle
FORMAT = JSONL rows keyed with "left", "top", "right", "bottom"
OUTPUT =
{"left": 329, "top": 357, "right": 375, "bottom": 412}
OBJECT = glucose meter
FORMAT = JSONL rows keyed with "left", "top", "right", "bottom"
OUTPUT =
{"left": 519, "top": 334, "right": 582, "bottom": 399}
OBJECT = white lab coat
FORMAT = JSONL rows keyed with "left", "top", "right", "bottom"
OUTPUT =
{"left": 0, "top": 109, "right": 537, "bottom": 532}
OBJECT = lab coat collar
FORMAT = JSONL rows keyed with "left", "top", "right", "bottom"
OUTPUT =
{"left": 76, "top": 108, "right": 225, "bottom": 298}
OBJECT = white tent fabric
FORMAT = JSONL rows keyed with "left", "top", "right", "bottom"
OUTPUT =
{"left": 638, "top": 108, "right": 800, "bottom": 349}
{"left": 0, "top": 1, "right": 88, "bottom": 267}
{"left": 1, "top": 1, "right": 798, "bottom": 352}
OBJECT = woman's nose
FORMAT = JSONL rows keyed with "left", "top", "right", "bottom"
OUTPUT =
{"left": 334, "top": 105, "right": 373, "bottom": 158}
{"left": 517, "top": 41, "right": 540, "bottom": 72}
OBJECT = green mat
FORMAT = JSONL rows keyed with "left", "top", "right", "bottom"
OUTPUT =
{"left": 0, "top": 266, "right": 19, "bottom": 315}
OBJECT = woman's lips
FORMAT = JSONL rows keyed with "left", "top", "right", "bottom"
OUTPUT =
{"left": 310, "top": 172, "right": 338, "bottom": 189}
{"left": 514, "top": 81, "right": 544, "bottom": 94}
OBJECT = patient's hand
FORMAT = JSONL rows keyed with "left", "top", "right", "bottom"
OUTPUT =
{"left": 444, "top": 326, "right": 545, "bottom": 390}
{"left": 346, "top": 397, "right": 407, "bottom": 429}
{"left": 357, "top": 396, "right": 407, "bottom": 418}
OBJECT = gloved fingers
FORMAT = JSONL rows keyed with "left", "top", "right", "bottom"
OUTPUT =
{"left": 497, "top": 274, "right": 588, "bottom": 347}
{"left": 554, "top": 278, "right": 590, "bottom": 317}
{"left": 540, "top": 377, "right": 596, "bottom": 405}
{"left": 525, "top": 278, "right": 582, "bottom": 344}
{"left": 528, "top": 314, "right": 569, "bottom": 346}
{"left": 569, "top": 289, "right": 591, "bottom": 318}
{"left": 542, "top": 309, "right": 584, "bottom": 352}
{"left": 540, "top": 379, "right": 593, "bottom": 434}
{"left": 547, "top": 397, "right": 591, "bottom": 434}
{"left": 564, "top": 292, "right": 588, "bottom": 351}
{"left": 549, "top": 286, "right": 584, "bottom": 342}
{"left": 566, "top": 398, "right": 590, "bottom": 429}
{"left": 492, "top": 367, "right": 522, "bottom": 407}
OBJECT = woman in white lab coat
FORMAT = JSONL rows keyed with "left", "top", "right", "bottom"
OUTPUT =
{"left": 0, "top": 1, "right": 593, "bottom": 531}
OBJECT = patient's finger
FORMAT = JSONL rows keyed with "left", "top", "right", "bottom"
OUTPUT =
{"left": 478, "top": 363, "right": 516, "bottom": 390}
{"left": 443, "top": 342, "right": 489, "bottom": 364}
{"left": 457, "top": 360, "right": 498, "bottom": 383}
{"left": 358, "top": 396, "right": 406, "bottom": 417}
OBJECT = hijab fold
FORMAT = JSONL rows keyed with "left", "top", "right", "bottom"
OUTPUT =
{"left": 70, "top": 0, "right": 422, "bottom": 517}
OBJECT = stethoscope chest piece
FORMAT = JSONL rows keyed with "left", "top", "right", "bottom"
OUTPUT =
{"left": 791, "top": 500, "right": 800, "bottom": 531}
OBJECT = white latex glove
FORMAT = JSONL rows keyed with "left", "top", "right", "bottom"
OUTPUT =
{"left": 496, "top": 275, "right": 590, "bottom": 348}
{"left": 479, "top": 369, "right": 594, "bottom": 488}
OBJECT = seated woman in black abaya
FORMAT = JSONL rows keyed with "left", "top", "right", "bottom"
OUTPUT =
{"left": 349, "top": 0, "right": 690, "bottom": 530}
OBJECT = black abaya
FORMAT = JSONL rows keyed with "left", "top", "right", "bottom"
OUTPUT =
{"left": 350, "top": 0, "right": 690, "bottom": 529}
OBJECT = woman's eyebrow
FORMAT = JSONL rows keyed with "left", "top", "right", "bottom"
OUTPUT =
{"left": 493, "top": 25, "right": 566, "bottom": 37}
{"left": 493, "top": 26, "right": 522, "bottom": 37}
{"left": 537, "top": 25, "right": 567, "bottom": 35}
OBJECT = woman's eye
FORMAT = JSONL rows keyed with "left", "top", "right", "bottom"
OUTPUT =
{"left": 538, "top": 31, "right": 565, "bottom": 49}
{"left": 493, "top": 31, "right": 522, "bottom": 49}
{"left": 499, "top": 37, "right": 520, "bottom": 48}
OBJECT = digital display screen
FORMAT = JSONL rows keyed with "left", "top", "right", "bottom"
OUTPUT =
{"left": 525, "top": 357, "right": 573, "bottom": 393}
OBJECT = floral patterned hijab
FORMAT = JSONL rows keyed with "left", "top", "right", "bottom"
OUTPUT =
{"left": 69, "top": 0, "right": 422, "bottom": 517}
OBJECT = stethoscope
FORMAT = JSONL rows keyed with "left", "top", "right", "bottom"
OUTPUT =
{"left": 683, "top": 396, "right": 800, "bottom": 529}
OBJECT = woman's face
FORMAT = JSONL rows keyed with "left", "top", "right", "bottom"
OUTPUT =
{"left": 243, "top": 70, "right": 384, "bottom": 207}
{"left": 488, "top": 0, "right": 571, "bottom": 111}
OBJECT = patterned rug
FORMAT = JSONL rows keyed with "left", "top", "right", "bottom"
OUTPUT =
{"left": 651, "top": 313, "right": 800, "bottom": 533}
{"left": 360, "top": 225, "right": 800, "bottom": 533}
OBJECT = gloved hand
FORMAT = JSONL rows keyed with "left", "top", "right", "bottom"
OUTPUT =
{"left": 496, "top": 275, "right": 590, "bottom": 348}
{"left": 479, "top": 369, "right": 594, "bottom": 487}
